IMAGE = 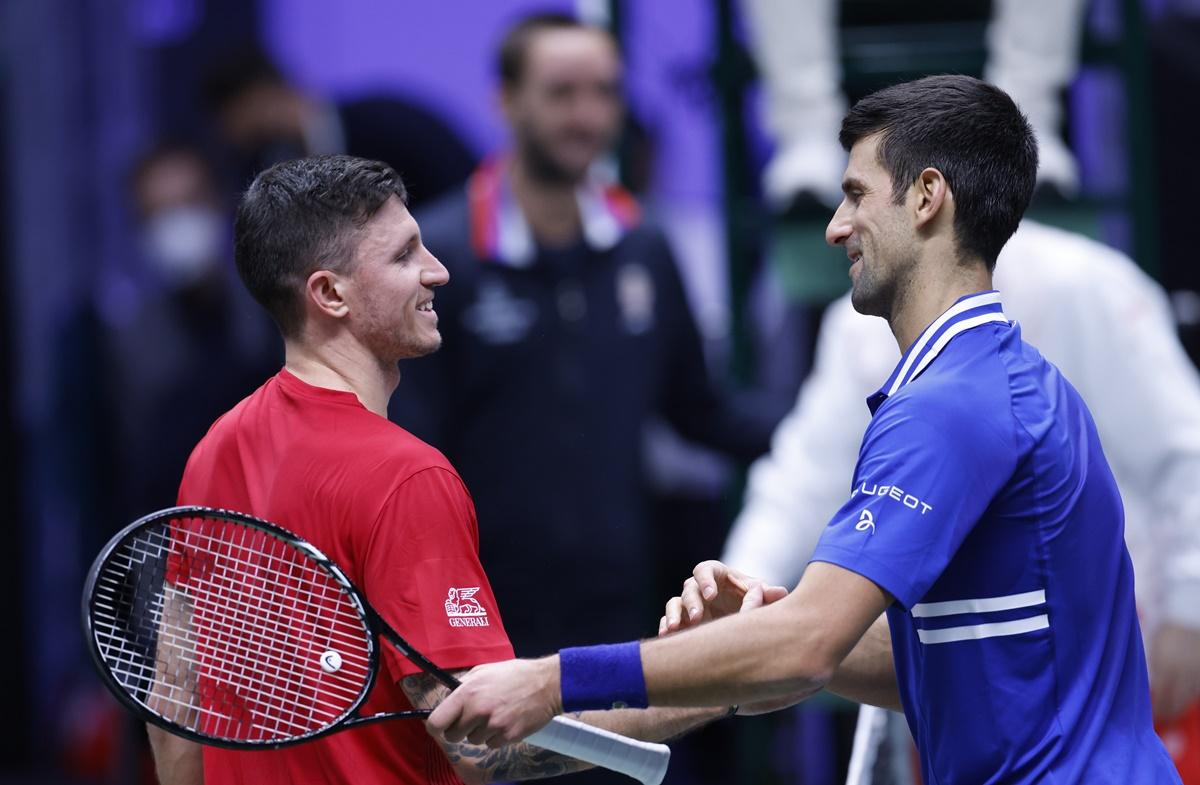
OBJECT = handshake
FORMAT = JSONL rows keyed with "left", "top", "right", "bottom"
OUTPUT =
{"left": 657, "top": 560, "right": 790, "bottom": 639}
{"left": 426, "top": 560, "right": 805, "bottom": 753}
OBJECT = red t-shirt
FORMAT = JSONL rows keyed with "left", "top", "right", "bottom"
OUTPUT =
{"left": 176, "top": 369, "right": 514, "bottom": 785}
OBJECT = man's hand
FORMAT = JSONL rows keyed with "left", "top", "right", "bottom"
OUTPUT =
{"left": 659, "top": 560, "right": 789, "bottom": 635}
{"left": 427, "top": 656, "right": 562, "bottom": 748}
{"left": 657, "top": 561, "right": 793, "bottom": 715}
{"left": 1149, "top": 622, "right": 1200, "bottom": 722}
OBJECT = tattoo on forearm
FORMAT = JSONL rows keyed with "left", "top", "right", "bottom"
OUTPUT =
{"left": 400, "top": 673, "right": 445, "bottom": 712}
{"left": 442, "top": 738, "right": 577, "bottom": 780}
{"left": 401, "top": 673, "right": 591, "bottom": 781}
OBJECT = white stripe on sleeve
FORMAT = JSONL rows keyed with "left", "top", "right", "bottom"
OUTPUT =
{"left": 911, "top": 589, "right": 1045, "bottom": 618}
{"left": 916, "top": 614, "right": 1049, "bottom": 645}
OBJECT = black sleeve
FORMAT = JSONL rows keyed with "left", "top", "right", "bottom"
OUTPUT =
{"left": 649, "top": 230, "right": 785, "bottom": 460}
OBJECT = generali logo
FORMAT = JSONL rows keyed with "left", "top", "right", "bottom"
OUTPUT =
{"left": 444, "top": 587, "right": 490, "bottom": 627}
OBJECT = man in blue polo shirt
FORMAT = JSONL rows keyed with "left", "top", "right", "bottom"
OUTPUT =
{"left": 426, "top": 75, "right": 1180, "bottom": 783}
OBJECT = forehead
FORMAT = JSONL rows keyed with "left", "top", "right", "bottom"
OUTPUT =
{"left": 136, "top": 154, "right": 217, "bottom": 213}
{"left": 354, "top": 196, "right": 416, "bottom": 260}
{"left": 522, "top": 28, "right": 621, "bottom": 85}
{"left": 845, "top": 133, "right": 889, "bottom": 184}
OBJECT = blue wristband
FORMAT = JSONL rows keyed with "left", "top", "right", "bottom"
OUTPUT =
{"left": 558, "top": 641, "right": 648, "bottom": 712}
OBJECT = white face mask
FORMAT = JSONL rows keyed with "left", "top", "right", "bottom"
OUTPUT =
{"left": 141, "top": 206, "right": 226, "bottom": 287}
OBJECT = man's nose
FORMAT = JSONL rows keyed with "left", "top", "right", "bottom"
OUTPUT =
{"left": 825, "top": 202, "right": 851, "bottom": 247}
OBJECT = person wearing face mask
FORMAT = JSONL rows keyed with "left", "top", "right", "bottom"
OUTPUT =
{"left": 139, "top": 197, "right": 227, "bottom": 290}
{"left": 107, "top": 143, "right": 280, "bottom": 526}
{"left": 50, "top": 143, "right": 281, "bottom": 782}
{"left": 201, "top": 48, "right": 478, "bottom": 210}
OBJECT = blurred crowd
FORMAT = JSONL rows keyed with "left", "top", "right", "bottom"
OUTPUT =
{"left": 4, "top": 0, "right": 1200, "bottom": 783}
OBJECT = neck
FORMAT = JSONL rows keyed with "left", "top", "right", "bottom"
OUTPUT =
{"left": 889, "top": 254, "right": 993, "bottom": 354}
{"left": 508, "top": 155, "right": 582, "bottom": 247}
{"left": 283, "top": 335, "right": 398, "bottom": 417}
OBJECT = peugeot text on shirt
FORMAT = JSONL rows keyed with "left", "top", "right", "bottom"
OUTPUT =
{"left": 852, "top": 482, "right": 933, "bottom": 515}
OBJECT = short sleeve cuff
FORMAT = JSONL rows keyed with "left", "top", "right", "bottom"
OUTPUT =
{"left": 809, "top": 544, "right": 918, "bottom": 609}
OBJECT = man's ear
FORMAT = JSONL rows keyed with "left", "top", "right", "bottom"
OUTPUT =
{"left": 304, "top": 269, "right": 350, "bottom": 320}
{"left": 912, "top": 167, "right": 951, "bottom": 230}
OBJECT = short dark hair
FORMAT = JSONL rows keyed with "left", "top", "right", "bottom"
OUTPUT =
{"left": 839, "top": 75, "right": 1037, "bottom": 270}
{"left": 497, "top": 12, "right": 612, "bottom": 88}
{"left": 234, "top": 155, "right": 408, "bottom": 338}
{"left": 202, "top": 47, "right": 288, "bottom": 115}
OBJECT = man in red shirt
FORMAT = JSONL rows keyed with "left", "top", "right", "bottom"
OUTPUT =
{"left": 150, "top": 155, "right": 722, "bottom": 784}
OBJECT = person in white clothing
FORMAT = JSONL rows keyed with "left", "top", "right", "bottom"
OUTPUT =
{"left": 723, "top": 219, "right": 1200, "bottom": 780}
{"left": 741, "top": 0, "right": 1088, "bottom": 208}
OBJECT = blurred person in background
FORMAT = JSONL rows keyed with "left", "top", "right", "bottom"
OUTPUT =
{"left": 738, "top": 0, "right": 1090, "bottom": 399}
{"left": 106, "top": 142, "right": 280, "bottom": 524}
{"left": 723, "top": 219, "right": 1200, "bottom": 783}
{"left": 388, "top": 27, "right": 782, "bottom": 785}
{"left": 53, "top": 141, "right": 279, "bottom": 784}
{"left": 202, "top": 47, "right": 478, "bottom": 210}
{"left": 55, "top": 141, "right": 279, "bottom": 542}
{"left": 742, "top": 0, "right": 1087, "bottom": 213}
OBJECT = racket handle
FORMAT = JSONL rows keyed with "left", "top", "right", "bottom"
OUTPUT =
{"left": 524, "top": 715, "right": 670, "bottom": 785}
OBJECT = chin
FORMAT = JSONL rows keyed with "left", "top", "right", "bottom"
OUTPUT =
{"left": 547, "top": 151, "right": 595, "bottom": 180}
{"left": 850, "top": 287, "right": 887, "bottom": 319}
{"left": 849, "top": 286, "right": 870, "bottom": 314}
{"left": 393, "top": 335, "right": 442, "bottom": 362}
{"left": 416, "top": 335, "right": 443, "bottom": 357}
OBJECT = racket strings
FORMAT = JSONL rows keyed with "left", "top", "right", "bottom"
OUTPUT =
{"left": 178, "top": 520, "right": 370, "bottom": 739}
{"left": 100, "top": 548, "right": 371, "bottom": 665}
{"left": 122, "top": 545, "right": 369, "bottom": 735}
{"left": 179, "top": 526, "right": 369, "bottom": 675}
{"left": 182, "top": 527, "right": 367, "bottom": 737}
{"left": 110, "top": 525, "right": 362, "bottom": 739}
{"left": 90, "top": 516, "right": 373, "bottom": 743}
{"left": 92, "top": 598, "right": 362, "bottom": 726}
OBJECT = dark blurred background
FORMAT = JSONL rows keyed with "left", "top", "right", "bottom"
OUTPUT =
{"left": 2, "top": 0, "right": 1198, "bottom": 783}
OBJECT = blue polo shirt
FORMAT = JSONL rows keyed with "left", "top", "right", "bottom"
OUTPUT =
{"left": 811, "top": 291, "right": 1179, "bottom": 784}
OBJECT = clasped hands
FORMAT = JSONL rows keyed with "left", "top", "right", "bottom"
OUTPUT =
{"left": 657, "top": 560, "right": 794, "bottom": 717}
{"left": 658, "top": 559, "right": 790, "bottom": 636}
{"left": 425, "top": 560, "right": 791, "bottom": 746}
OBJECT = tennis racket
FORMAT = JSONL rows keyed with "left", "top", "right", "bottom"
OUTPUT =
{"left": 82, "top": 505, "right": 670, "bottom": 785}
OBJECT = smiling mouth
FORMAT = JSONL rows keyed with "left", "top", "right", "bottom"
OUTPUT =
{"left": 416, "top": 300, "right": 434, "bottom": 312}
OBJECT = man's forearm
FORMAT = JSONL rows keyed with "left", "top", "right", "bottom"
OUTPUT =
{"left": 825, "top": 615, "right": 901, "bottom": 711}
{"left": 424, "top": 563, "right": 892, "bottom": 748}
{"left": 405, "top": 673, "right": 726, "bottom": 784}
{"left": 642, "top": 596, "right": 834, "bottom": 708}
{"left": 640, "top": 563, "right": 890, "bottom": 710}
{"left": 582, "top": 704, "right": 730, "bottom": 743}
{"left": 147, "top": 725, "right": 203, "bottom": 785}
{"left": 471, "top": 704, "right": 726, "bottom": 782}
{"left": 146, "top": 588, "right": 203, "bottom": 784}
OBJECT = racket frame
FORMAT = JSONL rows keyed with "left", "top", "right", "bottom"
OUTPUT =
{"left": 80, "top": 505, "right": 438, "bottom": 750}
{"left": 83, "top": 506, "right": 670, "bottom": 785}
